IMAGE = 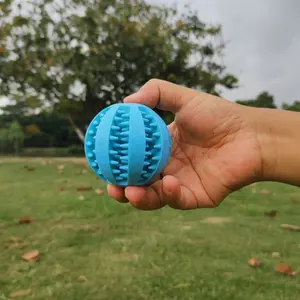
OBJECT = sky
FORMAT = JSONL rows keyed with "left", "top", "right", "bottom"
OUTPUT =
{"left": 1, "top": 0, "right": 299, "bottom": 108}
{"left": 148, "top": 0, "right": 300, "bottom": 106}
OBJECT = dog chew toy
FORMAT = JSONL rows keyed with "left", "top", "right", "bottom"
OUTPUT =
{"left": 84, "top": 103, "right": 172, "bottom": 187}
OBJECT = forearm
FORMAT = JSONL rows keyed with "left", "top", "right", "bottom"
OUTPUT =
{"left": 250, "top": 107, "right": 300, "bottom": 186}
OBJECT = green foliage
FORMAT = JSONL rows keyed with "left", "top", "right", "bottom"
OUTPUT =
{"left": 0, "top": 127, "right": 9, "bottom": 153}
{"left": 236, "top": 93, "right": 300, "bottom": 112}
{"left": 0, "top": 0, "right": 238, "bottom": 123}
{"left": 0, "top": 120, "right": 24, "bottom": 155}
{"left": 1, "top": 109, "right": 82, "bottom": 144}
{"left": 0, "top": 110, "right": 83, "bottom": 152}
{"left": 24, "top": 124, "right": 41, "bottom": 136}
{"left": 236, "top": 91, "right": 277, "bottom": 109}
{"left": 282, "top": 101, "right": 300, "bottom": 112}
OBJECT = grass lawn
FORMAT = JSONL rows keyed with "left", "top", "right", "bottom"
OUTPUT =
{"left": 0, "top": 158, "right": 300, "bottom": 299}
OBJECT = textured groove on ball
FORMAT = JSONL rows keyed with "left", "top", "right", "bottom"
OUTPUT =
{"left": 84, "top": 106, "right": 111, "bottom": 182}
{"left": 138, "top": 107, "right": 162, "bottom": 183}
{"left": 108, "top": 106, "right": 130, "bottom": 185}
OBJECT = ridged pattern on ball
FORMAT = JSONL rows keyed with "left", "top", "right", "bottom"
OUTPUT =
{"left": 108, "top": 106, "right": 130, "bottom": 186}
{"left": 84, "top": 106, "right": 111, "bottom": 182}
{"left": 84, "top": 103, "right": 172, "bottom": 187}
{"left": 138, "top": 106, "right": 162, "bottom": 184}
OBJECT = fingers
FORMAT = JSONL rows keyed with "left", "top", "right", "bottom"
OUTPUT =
{"left": 106, "top": 173, "right": 161, "bottom": 204}
{"left": 123, "top": 79, "right": 198, "bottom": 113}
{"left": 125, "top": 181, "right": 165, "bottom": 210}
{"left": 107, "top": 182, "right": 165, "bottom": 210}
{"left": 107, "top": 184, "right": 128, "bottom": 203}
{"left": 161, "top": 175, "right": 199, "bottom": 210}
{"left": 107, "top": 175, "right": 202, "bottom": 210}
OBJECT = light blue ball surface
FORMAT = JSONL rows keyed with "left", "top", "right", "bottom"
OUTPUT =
{"left": 84, "top": 103, "right": 172, "bottom": 187}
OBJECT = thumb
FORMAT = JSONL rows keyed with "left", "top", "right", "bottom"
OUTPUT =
{"left": 123, "top": 79, "right": 198, "bottom": 113}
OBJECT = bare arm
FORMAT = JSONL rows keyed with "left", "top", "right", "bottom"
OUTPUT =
{"left": 248, "top": 107, "right": 300, "bottom": 186}
{"left": 107, "top": 79, "right": 300, "bottom": 210}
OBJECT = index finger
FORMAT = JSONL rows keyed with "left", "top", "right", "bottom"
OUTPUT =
{"left": 123, "top": 79, "right": 198, "bottom": 113}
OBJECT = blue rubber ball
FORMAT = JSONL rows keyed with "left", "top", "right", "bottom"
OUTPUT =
{"left": 84, "top": 103, "right": 172, "bottom": 187}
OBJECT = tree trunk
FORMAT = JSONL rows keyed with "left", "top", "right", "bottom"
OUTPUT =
{"left": 67, "top": 114, "right": 85, "bottom": 143}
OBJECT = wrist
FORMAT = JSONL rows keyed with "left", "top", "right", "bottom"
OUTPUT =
{"left": 247, "top": 106, "right": 300, "bottom": 186}
{"left": 252, "top": 108, "right": 279, "bottom": 182}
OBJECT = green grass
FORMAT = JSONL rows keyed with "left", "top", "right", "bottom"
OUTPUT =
{"left": 0, "top": 158, "right": 300, "bottom": 300}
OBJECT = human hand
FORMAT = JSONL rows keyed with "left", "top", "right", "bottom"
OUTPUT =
{"left": 107, "top": 79, "right": 264, "bottom": 210}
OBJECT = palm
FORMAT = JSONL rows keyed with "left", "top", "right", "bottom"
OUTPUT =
{"left": 107, "top": 79, "right": 263, "bottom": 210}
{"left": 162, "top": 98, "right": 262, "bottom": 208}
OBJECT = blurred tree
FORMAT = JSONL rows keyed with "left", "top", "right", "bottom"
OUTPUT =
{"left": 9, "top": 121, "right": 25, "bottom": 155}
{"left": 282, "top": 101, "right": 300, "bottom": 112}
{"left": 24, "top": 124, "right": 41, "bottom": 136}
{"left": 0, "top": 127, "right": 9, "bottom": 154}
{"left": 0, "top": 0, "right": 238, "bottom": 141}
{"left": 1, "top": 101, "right": 36, "bottom": 118}
{"left": 1, "top": 121, "right": 25, "bottom": 155}
{"left": 236, "top": 91, "right": 277, "bottom": 109}
{"left": 0, "top": 111, "right": 80, "bottom": 148}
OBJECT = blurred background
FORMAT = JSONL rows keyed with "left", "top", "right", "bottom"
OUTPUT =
{"left": 0, "top": 1, "right": 300, "bottom": 299}
{"left": 1, "top": 0, "right": 299, "bottom": 156}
